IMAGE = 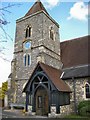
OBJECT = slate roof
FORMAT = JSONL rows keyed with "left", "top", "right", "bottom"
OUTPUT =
{"left": 23, "top": 62, "right": 71, "bottom": 92}
{"left": 25, "top": 0, "right": 49, "bottom": 17}
{"left": 62, "top": 65, "right": 90, "bottom": 80}
{"left": 60, "top": 35, "right": 90, "bottom": 79}
{"left": 60, "top": 35, "right": 89, "bottom": 69}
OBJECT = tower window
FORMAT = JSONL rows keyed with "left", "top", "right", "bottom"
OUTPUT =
{"left": 25, "top": 25, "right": 31, "bottom": 38}
{"left": 85, "top": 83, "right": 90, "bottom": 98}
{"left": 50, "top": 27, "right": 54, "bottom": 40}
{"left": 28, "top": 54, "right": 31, "bottom": 66}
{"left": 24, "top": 54, "right": 31, "bottom": 66}
{"left": 24, "top": 55, "right": 27, "bottom": 66}
{"left": 24, "top": 41, "right": 31, "bottom": 49}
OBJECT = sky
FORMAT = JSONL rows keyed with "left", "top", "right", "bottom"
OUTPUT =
{"left": 0, "top": 0, "right": 89, "bottom": 87}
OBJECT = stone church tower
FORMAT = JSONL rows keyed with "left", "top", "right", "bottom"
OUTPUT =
{"left": 11, "top": 0, "right": 62, "bottom": 104}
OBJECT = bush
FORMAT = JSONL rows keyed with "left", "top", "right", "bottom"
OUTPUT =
{"left": 78, "top": 100, "right": 90, "bottom": 116}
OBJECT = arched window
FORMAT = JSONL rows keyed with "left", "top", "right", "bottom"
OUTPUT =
{"left": 50, "top": 27, "right": 54, "bottom": 40}
{"left": 24, "top": 54, "right": 31, "bottom": 66}
{"left": 29, "top": 27, "right": 31, "bottom": 37}
{"left": 85, "top": 83, "right": 90, "bottom": 98}
{"left": 25, "top": 25, "right": 31, "bottom": 38}
{"left": 24, "top": 55, "right": 27, "bottom": 66}
{"left": 26, "top": 28, "right": 28, "bottom": 38}
{"left": 28, "top": 54, "right": 31, "bottom": 66}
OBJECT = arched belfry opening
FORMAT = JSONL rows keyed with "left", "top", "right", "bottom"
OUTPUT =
{"left": 23, "top": 62, "right": 71, "bottom": 116}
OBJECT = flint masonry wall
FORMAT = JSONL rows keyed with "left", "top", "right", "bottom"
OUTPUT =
{"left": 60, "top": 78, "right": 88, "bottom": 115}
{"left": 12, "top": 11, "right": 62, "bottom": 103}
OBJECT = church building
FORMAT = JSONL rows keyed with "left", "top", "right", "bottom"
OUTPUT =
{"left": 7, "top": 0, "right": 90, "bottom": 116}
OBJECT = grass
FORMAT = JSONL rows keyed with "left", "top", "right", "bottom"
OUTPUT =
{"left": 64, "top": 114, "right": 90, "bottom": 119}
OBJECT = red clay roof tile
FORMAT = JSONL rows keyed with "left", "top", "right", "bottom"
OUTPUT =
{"left": 60, "top": 35, "right": 89, "bottom": 68}
{"left": 23, "top": 62, "right": 71, "bottom": 92}
{"left": 39, "top": 62, "right": 71, "bottom": 92}
{"left": 25, "top": 1, "right": 49, "bottom": 17}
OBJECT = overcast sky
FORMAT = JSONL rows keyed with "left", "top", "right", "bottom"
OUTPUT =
{"left": 0, "top": 0, "right": 89, "bottom": 87}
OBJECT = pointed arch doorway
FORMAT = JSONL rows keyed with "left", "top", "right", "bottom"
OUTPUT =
{"left": 24, "top": 62, "right": 71, "bottom": 116}
{"left": 35, "top": 86, "right": 49, "bottom": 116}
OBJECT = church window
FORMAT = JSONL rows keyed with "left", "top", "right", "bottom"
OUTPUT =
{"left": 28, "top": 54, "right": 31, "bottom": 66}
{"left": 85, "top": 83, "right": 90, "bottom": 98}
{"left": 25, "top": 25, "right": 31, "bottom": 38}
{"left": 50, "top": 27, "right": 54, "bottom": 40}
{"left": 24, "top": 54, "right": 31, "bottom": 66}
{"left": 24, "top": 41, "right": 31, "bottom": 49}
{"left": 24, "top": 55, "right": 27, "bottom": 66}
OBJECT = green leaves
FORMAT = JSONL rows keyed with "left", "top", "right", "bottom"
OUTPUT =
{"left": 0, "top": 81, "right": 8, "bottom": 100}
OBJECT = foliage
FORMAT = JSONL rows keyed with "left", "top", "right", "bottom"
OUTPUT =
{"left": 0, "top": 81, "right": 8, "bottom": 100}
{"left": 78, "top": 100, "right": 90, "bottom": 116}
{"left": 64, "top": 114, "right": 89, "bottom": 118}
{"left": 79, "top": 105, "right": 90, "bottom": 116}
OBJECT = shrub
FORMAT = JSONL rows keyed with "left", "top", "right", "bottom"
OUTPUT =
{"left": 79, "top": 105, "right": 90, "bottom": 116}
{"left": 78, "top": 100, "right": 90, "bottom": 116}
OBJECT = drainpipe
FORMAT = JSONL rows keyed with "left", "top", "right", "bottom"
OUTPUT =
{"left": 72, "top": 77, "right": 77, "bottom": 114}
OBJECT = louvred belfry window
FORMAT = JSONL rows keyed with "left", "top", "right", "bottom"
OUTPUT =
{"left": 25, "top": 25, "right": 31, "bottom": 38}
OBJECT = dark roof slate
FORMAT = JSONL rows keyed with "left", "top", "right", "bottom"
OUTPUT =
{"left": 62, "top": 65, "right": 90, "bottom": 80}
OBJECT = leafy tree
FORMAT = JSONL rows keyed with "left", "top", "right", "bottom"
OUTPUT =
{"left": 0, "top": 81, "right": 8, "bottom": 100}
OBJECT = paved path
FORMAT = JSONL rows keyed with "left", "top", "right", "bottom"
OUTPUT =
{"left": 1, "top": 108, "right": 47, "bottom": 118}
{"left": 0, "top": 107, "right": 2, "bottom": 120}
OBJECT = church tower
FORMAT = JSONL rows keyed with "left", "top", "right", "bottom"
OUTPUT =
{"left": 12, "top": 0, "right": 62, "bottom": 103}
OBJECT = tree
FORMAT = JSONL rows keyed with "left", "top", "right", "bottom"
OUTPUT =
{"left": 0, "top": 81, "right": 8, "bottom": 100}
{"left": 0, "top": 3, "right": 21, "bottom": 61}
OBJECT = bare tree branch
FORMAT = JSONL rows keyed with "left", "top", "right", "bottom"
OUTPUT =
{"left": 0, "top": 3, "right": 22, "bottom": 61}
{"left": 0, "top": 25, "right": 13, "bottom": 41}
{"left": 0, "top": 3, "right": 21, "bottom": 11}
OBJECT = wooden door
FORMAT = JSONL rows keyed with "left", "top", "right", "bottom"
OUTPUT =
{"left": 36, "top": 86, "right": 48, "bottom": 116}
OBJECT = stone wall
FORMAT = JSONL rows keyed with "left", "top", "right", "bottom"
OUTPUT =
{"left": 11, "top": 11, "right": 62, "bottom": 104}
{"left": 14, "top": 79, "right": 27, "bottom": 104}
{"left": 48, "top": 77, "right": 89, "bottom": 117}
{"left": 14, "top": 12, "right": 62, "bottom": 80}
{"left": 60, "top": 78, "right": 89, "bottom": 115}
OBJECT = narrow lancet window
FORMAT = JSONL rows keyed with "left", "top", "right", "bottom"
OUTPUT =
{"left": 85, "top": 83, "right": 90, "bottom": 98}
{"left": 28, "top": 54, "right": 31, "bottom": 66}
{"left": 24, "top": 55, "right": 27, "bottom": 66}
{"left": 25, "top": 25, "right": 31, "bottom": 38}
{"left": 50, "top": 27, "right": 54, "bottom": 40}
